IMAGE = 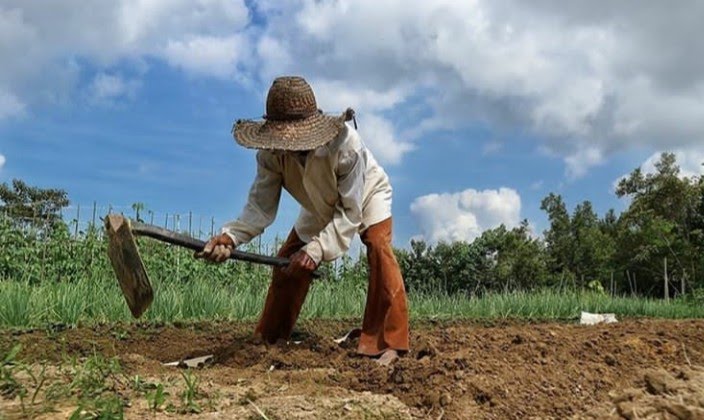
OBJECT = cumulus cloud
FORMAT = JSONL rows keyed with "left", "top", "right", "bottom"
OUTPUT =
{"left": 564, "top": 146, "right": 605, "bottom": 179}
{"left": 163, "top": 34, "right": 251, "bottom": 79}
{"left": 251, "top": 0, "right": 704, "bottom": 174}
{"left": 355, "top": 115, "right": 414, "bottom": 166}
{"left": 410, "top": 188, "right": 522, "bottom": 243}
{"left": 0, "top": 154, "right": 5, "bottom": 169}
{"left": 0, "top": 0, "right": 250, "bottom": 119}
{"left": 3, "top": 0, "right": 704, "bottom": 173}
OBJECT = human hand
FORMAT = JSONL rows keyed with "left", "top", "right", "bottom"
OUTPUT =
{"left": 195, "top": 234, "right": 235, "bottom": 263}
{"left": 283, "top": 250, "right": 317, "bottom": 277}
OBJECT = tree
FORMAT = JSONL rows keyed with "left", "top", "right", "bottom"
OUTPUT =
{"left": 540, "top": 194, "right": 617, "bottom": 289}
{"left": 615, "top": 153, "right": 701, "bottom": 297}
{"left": 571, "top": 201, "right": 615, "bottom": 288}
{"left": 0, "top": 179, "right": 69, "bottom": 229}
{"left": 540, "top": 193, "right": 575, "bottom": 280}
{"left": 473, "top": 221, "right": 550, "bottom": 291}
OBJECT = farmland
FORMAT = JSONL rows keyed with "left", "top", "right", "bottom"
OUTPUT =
{"left": 2, "top": 319, "right": 704, "bottom": 418}
{"left": 2, "top": 154, "right": 704, "bottom": 419}
{"left": 1, "top": 229, "right": 704, "bottom": 418}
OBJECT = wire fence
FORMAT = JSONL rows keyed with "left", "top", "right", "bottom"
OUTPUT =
{"left": 0, "top": 201, "right": 296, "bottom": 286}
{"left": 3, "top": 201, "right": 229, "bottom": 240}
{"left": 0, "top": 201, "right": 340, "bottom": 281}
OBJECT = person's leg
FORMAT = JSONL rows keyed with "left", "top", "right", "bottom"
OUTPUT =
{"left": 358, "top": 218, "right": 410, "bottom": 358}
{"left": 255, "top": 229, "right": 313, "bottom": 343}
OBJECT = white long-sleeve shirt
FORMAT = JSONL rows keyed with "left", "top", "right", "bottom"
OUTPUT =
{"left": 221, "top": 124, "right": 392, "bottom": 264}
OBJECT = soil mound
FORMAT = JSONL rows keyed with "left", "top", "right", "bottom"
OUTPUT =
{"left": 2, "top": 319, "right": 704, "bottom": 418}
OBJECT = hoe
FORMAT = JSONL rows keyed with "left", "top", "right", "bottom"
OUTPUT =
{"left": 105, "top": 214, "right": 315, "bottom": 319}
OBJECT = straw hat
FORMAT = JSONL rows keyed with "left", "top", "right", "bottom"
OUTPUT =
{"left": 233, "top": 76, "right": 353, "bottom": 151}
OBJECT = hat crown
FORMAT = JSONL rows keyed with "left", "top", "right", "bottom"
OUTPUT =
{"left": 265, "top": 76, "right": 318, "bottom": 121}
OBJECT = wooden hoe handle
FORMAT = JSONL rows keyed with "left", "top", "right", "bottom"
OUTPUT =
{"left": 129, "top": 219, "right": 321, "bottom": 277}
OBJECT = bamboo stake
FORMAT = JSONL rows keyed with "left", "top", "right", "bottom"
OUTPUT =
{"left": 74, "top": 204, "right": 80, "bottom": 237}
{"left": 664, "top": 257, "right": 669, "bottom": 301}
{"left": 682, "top": 269, "right": 686, "bottom": 297}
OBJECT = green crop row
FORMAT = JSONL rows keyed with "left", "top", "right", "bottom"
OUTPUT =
{"left": 2, "top": 272, "right": 704, "bottom": 329}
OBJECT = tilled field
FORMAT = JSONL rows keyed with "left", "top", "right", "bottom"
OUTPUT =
{"left": 2, "top": 319, "right": 704, "bottom": 419}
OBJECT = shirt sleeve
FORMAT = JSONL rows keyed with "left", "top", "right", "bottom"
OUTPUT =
{"left": 302, "top": 148, "right": 365, "bottom": 264}
{"left": 221, "top": 151, "right": 283, "bottom": 246}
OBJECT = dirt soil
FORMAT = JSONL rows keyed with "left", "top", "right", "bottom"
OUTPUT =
{"left": 2, "top": 319, "right": 704, "bottom": 419}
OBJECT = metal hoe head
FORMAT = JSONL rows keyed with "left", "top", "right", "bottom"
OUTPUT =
{"left": 105, "top": 214, "right": 154, "bottom": 318}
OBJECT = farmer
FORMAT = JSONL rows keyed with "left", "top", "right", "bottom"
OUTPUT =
{"left": 197, "top": 76, "right": 409, "bottom": 365}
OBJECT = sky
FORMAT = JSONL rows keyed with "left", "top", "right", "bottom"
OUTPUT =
{"left": 1, "top": 0, "right": 703, "bottom": 249}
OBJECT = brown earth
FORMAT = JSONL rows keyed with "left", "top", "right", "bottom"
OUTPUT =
{"left": 2, "top": 319, "right": 704, "bottom": 419}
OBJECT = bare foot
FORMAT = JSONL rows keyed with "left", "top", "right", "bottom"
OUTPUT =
{"left": 375, "top": 349, "right": 399, "bottom": 366}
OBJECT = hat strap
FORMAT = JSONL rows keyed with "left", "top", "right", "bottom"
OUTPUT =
{"left": 343, "top": 107, "right": 357, "bottom": 129}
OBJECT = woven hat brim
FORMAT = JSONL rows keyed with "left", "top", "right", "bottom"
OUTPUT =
{"left": 234, "top": 113, "right": 345, "bottom": 151}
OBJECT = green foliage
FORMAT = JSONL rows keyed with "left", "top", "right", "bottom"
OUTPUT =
{"left": 614, "top": 152, "right": 704, "bottom": 297}
{"left": 397, "top": 222, "right": 549, "bottom": 295}
{"left": 1, "top": 151, "right": 703, "bottom": 327}
{"left": 63, "top": 354, "right": 125, "bottom": 420}
{"left": 0, "top": 179, "right": 69, "bottom": 230}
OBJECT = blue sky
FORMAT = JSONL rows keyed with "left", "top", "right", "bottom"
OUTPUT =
{"left": 1, "top": 1, "right": 703, "bottom": 249}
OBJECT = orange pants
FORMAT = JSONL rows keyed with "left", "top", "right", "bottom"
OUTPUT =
{"left": 255, "top": 217, "right": 410, "bottom": 356}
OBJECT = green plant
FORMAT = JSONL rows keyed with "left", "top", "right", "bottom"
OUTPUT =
{"left": 23, "top": 363, "right": 49, "bottom": 407}
{"left": 146, "top": 383, "right": 168, "bottom": 412}
{"left": 0, "top": 344, "right": 25, "bottom": 399}
{"left": 586, "top": 280, "right": 606, "bottom": 295}
{"left": 69, "top": 392, "right": 124, "bottom": 420}
{"left": 179, "top": 371, "right": 202, "bottom": 414}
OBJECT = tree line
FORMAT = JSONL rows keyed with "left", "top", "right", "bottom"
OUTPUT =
{"left": 2, "top": 153, "right": 703, "bottom": 299}
{"left": 397, "top": 153, "right": 704, "bottom": 298}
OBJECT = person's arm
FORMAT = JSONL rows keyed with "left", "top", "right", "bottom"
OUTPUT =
{"left": 197, "top": 151, "right": 283, "bottom": 262}
{"left": 301, "top": 148, "right": 365, "bottom": 265}
{"left": 221, "top": 150, "right": 283, "bottom": 246}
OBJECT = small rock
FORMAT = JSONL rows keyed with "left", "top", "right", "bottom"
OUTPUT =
{"left": 644, "top": 369, "right": 676, "bottom": 395}
{"left": 423, "top": 391, "right": 441, "bottom": 407}
{"left": 604, "top": 354, "right": 618, "bottom": 366}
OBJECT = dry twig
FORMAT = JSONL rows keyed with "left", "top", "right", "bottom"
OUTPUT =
{"left": 247, "top": 398, "right": 271, "bottom": 420}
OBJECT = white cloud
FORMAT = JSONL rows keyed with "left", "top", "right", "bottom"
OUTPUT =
{"left": 312, "top": 81, "right": 408, "bottom": 113}
{"left": 410, "top": 187, "right": 522, "bottom": 243}
{"left": 88, "top": 73, "right": 140, "bottom": 103}
{"left": 0, "top": 0, "right": 250, "bottom": 120}
{"left": 356, "top": 115, "right": 414, "bottom": 166}
{"left": 0, "top": 154, "right": 5, "bottom": 169}
{"left": 3, "top": 0, "right": 704, "bottom": 174}
{"left": 163, "top": 35, "right": 250, "bottom": 79}
{"left": 252, "top": 0, "right": 704, "bottom": 174}
{"left": 564, "top": 146, "right": 605, "bottom": 179}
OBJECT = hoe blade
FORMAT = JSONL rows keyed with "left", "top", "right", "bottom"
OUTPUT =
{"left": 105, "top": 214, "right": 153, "bottom": 318}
